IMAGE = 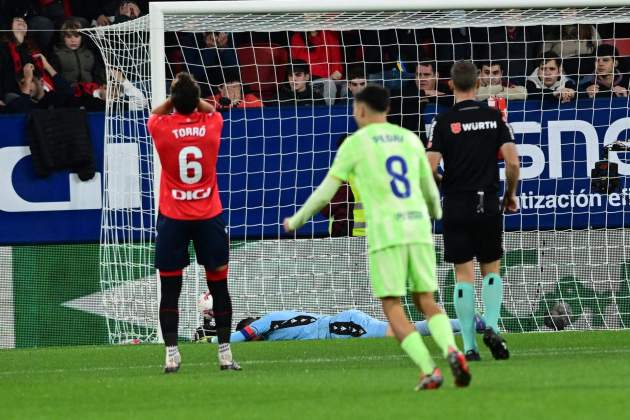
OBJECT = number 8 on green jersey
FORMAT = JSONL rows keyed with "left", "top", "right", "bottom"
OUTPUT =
{"left": 328, "top": 122, "right": 442, "bottom": 298}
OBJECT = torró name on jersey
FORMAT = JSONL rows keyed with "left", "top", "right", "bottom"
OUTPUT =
{"left": 171, "top": 126, "right": 207, "bottom": 139}
{"left": 147, "top": 111, "right": 224, "bottom": 220}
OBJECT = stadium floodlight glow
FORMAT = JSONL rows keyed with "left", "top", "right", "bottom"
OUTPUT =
{"left": 84, "top": 1, "right": 630, "bottom": 344}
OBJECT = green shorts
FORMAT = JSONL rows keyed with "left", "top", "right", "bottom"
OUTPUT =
{"left": 369, "top": 243, "right": 437, "bottom": 298}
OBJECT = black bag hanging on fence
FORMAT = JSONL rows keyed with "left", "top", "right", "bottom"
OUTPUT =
{"left": 27, "top": 108, "right": 96, "bottom": 181}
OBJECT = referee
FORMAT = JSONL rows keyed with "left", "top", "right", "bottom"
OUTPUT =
{"left": 427, "top": 60, "right": 520, "bottom": 362}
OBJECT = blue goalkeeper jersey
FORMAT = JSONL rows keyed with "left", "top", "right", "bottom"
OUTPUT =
{"left": 230, "top": 309, "right": 388, "bottom": 342}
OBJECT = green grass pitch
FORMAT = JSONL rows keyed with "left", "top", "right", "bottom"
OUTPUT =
{"left": 1, "top": 331, "right": 628, "bottom": 419}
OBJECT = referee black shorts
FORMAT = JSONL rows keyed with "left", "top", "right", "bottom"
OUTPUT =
{"left": 155, "top": 213, "right": 229, "bottom": 271}
{"left": 442, "top": 193, "right": 503, "bottom": 264}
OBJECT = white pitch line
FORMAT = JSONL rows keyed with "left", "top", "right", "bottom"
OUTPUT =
{"left": 0, "top": 347, "right": 629, "bottom": 377}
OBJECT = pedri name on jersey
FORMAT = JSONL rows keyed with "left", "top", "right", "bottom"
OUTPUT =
{"left": 372, "top": 134, "right": 403, "bottom": 143}
{"left": 171, "top": 125, "right": 207, "bottom": 139}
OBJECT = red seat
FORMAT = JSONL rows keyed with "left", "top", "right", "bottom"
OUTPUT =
{"left": 602, "top": 38, "right": 630, "bottom": 56}
{"left": 236, "top": 43, "right": 288, "bottom": 100}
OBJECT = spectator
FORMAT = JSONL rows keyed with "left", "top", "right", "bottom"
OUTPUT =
{"left": 414, "top": 61, "right": 450, "bottom": 101}
{"left": 388, "top": 61, "right": 452, "bottom": 145}
{"left": 340, "top": 65, "right": 367, "bottom": 100}
{"left": 0, "top": 1, "right": 55, "bottom": 49}
{"left": 541, "top": 24, "right": 601, "bottom": 77}
{"left": 277, "top": 60, "right": 325, "bottom": 106}
{"left": 290, "top": 30, "right": 343, "bottom": 105}
{"left": 210, "top": 71, "right": 263, "bottom": 110}
{"left": 0, "top": 15, "right": 56, "bottom": 102}
{"left": 89, "top": 0, "right": 144, "bottom": 26}
{"left": 526, "top": 53, "right": 576, "bottom": 103}
{"left": 579, "top": 44, "right": 629, "bottom": 99}
{"left": 52, "top": 19, "right": 105, "bottom": 89}
{"left": 476, "top": 61, "right": 528, "bottom": 100}
{"left": 5, "top": 56, "right": 72, "bottom": 112}
{"left": 179, "top": 31, "right": 238, "bottom": 97}
{"left": 113, "top": 0, "right": 142, "bottom": 23}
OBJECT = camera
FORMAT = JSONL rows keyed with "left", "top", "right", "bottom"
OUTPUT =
{"left": 591, "top": 141, "right": 629, "bottom": 194}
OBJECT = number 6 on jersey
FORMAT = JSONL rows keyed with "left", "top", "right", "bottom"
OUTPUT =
{"left": 179, "top": 146, "right": 203, "bottom": 184}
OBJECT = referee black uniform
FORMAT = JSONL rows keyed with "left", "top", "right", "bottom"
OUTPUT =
{"left": 427, "top": 99, "right": 515, "bottom": 264}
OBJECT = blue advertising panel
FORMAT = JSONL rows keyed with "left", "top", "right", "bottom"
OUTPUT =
{"left": 1, "top": 98, "right": 630, "bottom": 244}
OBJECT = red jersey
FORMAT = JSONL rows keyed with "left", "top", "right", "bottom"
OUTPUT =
{"left": 147, "top": 111, "right": 224, "bottom": 220}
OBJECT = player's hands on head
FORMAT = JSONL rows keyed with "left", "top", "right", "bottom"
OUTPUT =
{"left": 502, "top": 194, "right": 519, "bottom": 213}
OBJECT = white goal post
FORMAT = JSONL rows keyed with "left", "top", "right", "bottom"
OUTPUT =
{"left": 86, "top": 0, "right": 630, "bottom": 344}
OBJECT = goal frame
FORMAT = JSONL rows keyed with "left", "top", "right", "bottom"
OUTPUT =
{"left": 104, "top": 0, "right": 630, "bottom": 344}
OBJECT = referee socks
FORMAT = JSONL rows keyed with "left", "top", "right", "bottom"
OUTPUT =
{"left": 453, "top": 282, "right": 478, "bottom": 353}
{"left": 482, "top": 273, "right": 503, "bottom": 333}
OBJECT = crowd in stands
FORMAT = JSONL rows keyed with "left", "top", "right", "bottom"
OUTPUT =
{"left": 0, "top": 1, "right": 629, "bottom": 126}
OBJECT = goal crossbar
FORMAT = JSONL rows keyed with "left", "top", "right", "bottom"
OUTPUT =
{"left": 149, "top": 0, "right": 630, "bottom": 15}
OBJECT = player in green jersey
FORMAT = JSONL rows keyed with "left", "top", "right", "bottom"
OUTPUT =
{"left": 283, "top": 85, "right": 470, "bottom": 390}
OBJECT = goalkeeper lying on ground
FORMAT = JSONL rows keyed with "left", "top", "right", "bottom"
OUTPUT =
{"left": 197, "top": 309, "right": 485, "bottom": 342}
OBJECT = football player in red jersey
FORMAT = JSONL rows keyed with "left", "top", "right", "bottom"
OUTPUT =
{"left": 147, "top": 72, "right": 241, "bottom": 373}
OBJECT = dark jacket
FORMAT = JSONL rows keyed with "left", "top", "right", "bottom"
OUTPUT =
{"left": 52, "top": 44, "right": 104, "bottom": 85}
{"left": 27, "top": 107, "right": 95, "bottom": 180}
{"left": 277, "top": 85, "right": 326, "bottom": 106}
{"left": 6, "top": 73, "right": 73, "bottom": 113}
{"left": 578, "top": 71, "right": 630, "bottom": 99}
{"left": 388, "top": 85, "right": 453, "bottom": 145}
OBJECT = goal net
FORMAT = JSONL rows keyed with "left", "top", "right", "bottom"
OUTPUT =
{"left": 85, "top": 0, "right": 630, "bottom": 344}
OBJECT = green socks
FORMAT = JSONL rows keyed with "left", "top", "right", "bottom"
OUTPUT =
{"left": 427, "top": 313, "right": 457, "bottom": 357}
{"left": 482, "top": 273, "right": 503, "bottom": 333}
{"left": 453, "top": 282, "right": 477, "bottom": 353}
{"left": 400, "top": 331, "right": 435, "bottom": 375}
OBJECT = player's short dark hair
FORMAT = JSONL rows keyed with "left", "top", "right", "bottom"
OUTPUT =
{"left": 353, "top": 84, "right": 390, "bottom": 113}
{"left": 537, "top": 51, "right": 562, "bottom": 70}
{"left": 171, "top": 72, "right": 199, "bottom": 114}
{"left": 450, "top": 60, "right": 478, "bottom": 92}
{"left": 236, "top": 317, "right": 259, "bottom": 331}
